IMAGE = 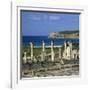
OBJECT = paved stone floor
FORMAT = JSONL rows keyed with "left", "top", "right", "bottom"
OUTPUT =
{"left": 21, "top": 60, "right": 79, "bottom": 78}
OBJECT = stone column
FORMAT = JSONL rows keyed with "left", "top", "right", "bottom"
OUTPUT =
{"left": 75, "top": 50, "right": 78, "bottom": 60}
{"left": 41, "top": 41, "right": 45, "bottom": 61}
{"left": 63, "top": 41, "right": 67, "bottom": 59}
{"left": 59, "top": 47, "right": 61, "bottom": 59}
{"left": 23, "top": 52, "right": 27, "bottom": 63}
{"left": 30, "top": 42, "right": 34, "bottom": 60}
{"left": 51, "top": 41, "right": 54, "bottom": 61}
{"left": 67, "top": 41, "right": 72, "bottom": 60}
{"left": 64, "top": 41, "right": 67, "bottom": 50}
{"left": 42, "top": 41, "right": 45, "bottom": 52}
{"left": 69, "top": 42, "right": 72, "bottom": 59}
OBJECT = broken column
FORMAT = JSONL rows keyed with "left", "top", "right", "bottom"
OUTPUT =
{"left": 64, "top": 41, "right": 67, "bottom": 50}
{"left": 59, "top": 47, "right": 61, "bottom": 59}
{"left": 51, "top": 41, "right": 54, "bottom": 62}
{"left": 23, "top": 52, "right": 27, "bottom": 63}
{"left": 42, "top": 41, "right": 45, "bottom": 52}
{"left": 41, "top": 41, "right": 46, "bottom": 61}
{"left": 30, "top": 42, "right": 34, "bottom": 60}
{"left": 69, "top": 42, "right": 72, "bottom": 59}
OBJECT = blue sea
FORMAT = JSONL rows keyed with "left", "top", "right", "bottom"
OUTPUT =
{"left": 23, "top": 36, "right": 79, "bottom": 47}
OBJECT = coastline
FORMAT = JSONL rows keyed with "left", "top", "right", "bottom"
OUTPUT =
{"left": 33, "top": 45, "right": 62, "bottom": 48}
{"left": 48, "top": 37, "right": 79, "bottom": 39}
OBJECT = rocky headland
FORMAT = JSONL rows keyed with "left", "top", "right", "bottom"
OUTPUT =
{"left": 48, "top": 30, "right": 79, "bottom": 39}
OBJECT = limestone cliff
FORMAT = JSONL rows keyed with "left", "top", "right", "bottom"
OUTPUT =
{"left": 48, "top": 30, "right": 79, "bottom": 39}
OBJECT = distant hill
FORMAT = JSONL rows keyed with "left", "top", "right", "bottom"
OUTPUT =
{"left": 48, "top": 30, "right": 79, "bottom": 39}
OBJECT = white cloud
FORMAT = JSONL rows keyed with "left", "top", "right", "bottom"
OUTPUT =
{"left": 30, "top": 14, "right": 60, "bottom": 21}
{"left": 32, "top": 16, "right": 41, "bottom": 20}
{"left": 49, "top": 15, "right": 60, "bottom": 20}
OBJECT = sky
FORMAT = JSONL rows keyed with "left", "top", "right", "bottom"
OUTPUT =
{"left": 21, "top": 10, "right": 80, "bottom": 36}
